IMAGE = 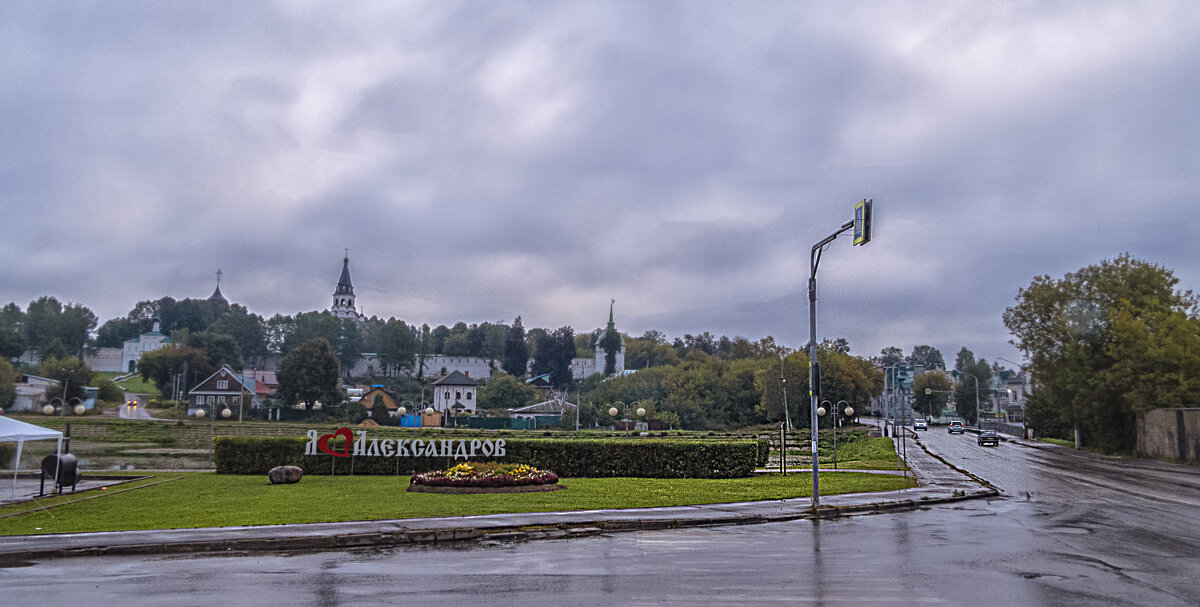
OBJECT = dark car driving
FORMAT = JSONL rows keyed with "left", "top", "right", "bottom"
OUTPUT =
{"left": 978, "top": 430, "right": 999, "bottom": 446}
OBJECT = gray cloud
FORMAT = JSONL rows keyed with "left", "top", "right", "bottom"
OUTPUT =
{"left": 4, "top": 1, "right": 1200, "bottom": 365}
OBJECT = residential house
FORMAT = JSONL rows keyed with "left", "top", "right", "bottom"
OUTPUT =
{"left": 431, "top": 370, "right": 477, "bottom": 415}
{"left": 187, "top": 365, "right": 260, "bottom": 416}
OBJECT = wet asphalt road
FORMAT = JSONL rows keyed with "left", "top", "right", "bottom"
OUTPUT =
{"left": 3, "top": 431, "right": 1198, "bottom": 606}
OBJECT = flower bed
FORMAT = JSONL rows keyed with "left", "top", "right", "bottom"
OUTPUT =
{"left": 409, "top": 462, "right": 559, "bottom": 490}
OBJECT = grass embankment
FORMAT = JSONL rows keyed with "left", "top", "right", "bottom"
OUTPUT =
{"left": 93, "top": 371, "right": 158, "bottom": 395}
{"left": 0, "top": 471, "right": 916, "bottom": 536}
{"left": 768, "top": 431, "right": 907, "bottom": 471}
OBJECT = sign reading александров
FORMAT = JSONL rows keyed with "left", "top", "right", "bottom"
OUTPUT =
{"left": 305, "top": 428, "right": 506, "bottom": 461}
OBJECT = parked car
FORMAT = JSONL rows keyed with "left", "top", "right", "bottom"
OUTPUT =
{"left": 913, "top": 418, "right": 928, "bottom": 430}
{"left": 948, "top": 421, "right": 965, "bottom": 434}
{"left": 978, "top": 430, "right": 1000, "bottom": 446}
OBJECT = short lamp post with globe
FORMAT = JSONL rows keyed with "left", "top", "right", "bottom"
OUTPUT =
{"left": 608, "top": 401, "right": 646, "bottom": 435}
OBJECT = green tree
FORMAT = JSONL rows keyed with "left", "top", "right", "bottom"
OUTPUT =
{"left": 952, "top": 348, "right": 991, "bottom": 425}
{"left": 417, "top": 323, "right": 432, "bottom": 378}
{"left": 138, "top": 344, "right": 211, "bottom": 398}
{"left": 0, "top": 327, "right": 26, "bottom": 360}
{"left": 335, "top": 318, "right": 364, "bottom": 374}
{"left": 756, "top": 352, "right": 810, "bottom": 424}
{"left": 443, "top": 333, "right": 470, "bottom": 356}
{"left": 549, "top": 327, "right": 576, "bottom": 388}
{"left": 39, "top": 338, "right": 71, "bottom": 361}
{"left": 24, "top": 297, "right": 97, "bottom": 358}
{"left": 477, "top": 372, "right": 539, "bottom": 415}
{"left": 912, "top": 372, "right": 952, "bottom": 419}
{"left": 209, "top": 305, "right": 268, "bottom": 367}
{"left": 265, "top": 314, "right": 296, "bottom": 354}
{"left": 907, "top": 345, "right": 946, "bottom": 370}
{"left": 379, "top": 318, "right": 418, "bottom": 375}
{"left": 281, "top": 312, "right": 341, "bottom": 357}
{"left": 0, "top": 359, "right": 16, "bottom": 410}
{"left": 37, "top": 356, "right": 93, "bottom": 403}
{"left": 431, "top": 324, "right": 451, "bottom": 354}
{"left": 502, "top": 316, "right": 529, "bottom": 377}
{"left": 94, "top": 317, "right": 142, "bottom": 348}
{"left": 370, "top": 393, "right": 389, "bottom": 422}
{"left": 277, "top": 338, "right": 342, "bottom": 410}
{"left": 879, "top": 346, "right": 905, "bottom": 367}
{"left": 625, "top": 336, "right": 680, "bottom": 369}
{"left": 1004, "top": 254, "right": 1200, "bottom": 452}
{"left": 599, "top": 328, "right": 623, "bottom": 376}
{"left": 94, "top": 377, "right": 125, "bottom": 404}
{"left": 188, "top": 330, "right": 244, "bottom": 371}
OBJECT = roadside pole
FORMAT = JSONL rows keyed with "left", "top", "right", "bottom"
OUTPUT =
{"left": 806, "top": 199, "right": 872, "bottom": 513}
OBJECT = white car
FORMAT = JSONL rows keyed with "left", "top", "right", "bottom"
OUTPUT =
{"left": 913, "top": 418, "right": 928, "bottom": 430}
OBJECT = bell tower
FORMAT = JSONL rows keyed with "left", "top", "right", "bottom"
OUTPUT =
{"left": 331, "top": 250, "right": 358, "bottom": 319}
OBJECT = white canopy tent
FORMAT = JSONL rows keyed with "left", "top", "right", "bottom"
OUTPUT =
{"left": 0, "top": 416, "right": 63, "bottom": 500}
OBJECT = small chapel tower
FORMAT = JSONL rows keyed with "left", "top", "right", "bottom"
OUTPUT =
{"left": 331, "top": 251, "right": 359, "bottom": 319}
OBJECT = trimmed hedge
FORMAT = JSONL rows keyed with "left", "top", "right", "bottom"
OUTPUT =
{"left": 214, "top": 436, "right": 760, "bottom": 478}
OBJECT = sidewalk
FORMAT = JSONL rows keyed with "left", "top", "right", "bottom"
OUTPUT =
{"left": 0, "top": 438, "right": 996, "bottom": 561}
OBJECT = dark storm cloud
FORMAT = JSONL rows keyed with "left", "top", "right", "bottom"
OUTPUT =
{"left": 3, "top": 1, "right": 1200, "bottom": 365}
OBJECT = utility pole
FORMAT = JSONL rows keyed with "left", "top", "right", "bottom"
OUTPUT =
{"left": 780, "top": 354, "right": 791, "bottom": 432}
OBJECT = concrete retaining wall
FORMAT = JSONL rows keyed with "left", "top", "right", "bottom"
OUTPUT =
{"left": 1137, "top": 408, "right": 1200, "bottom": 463}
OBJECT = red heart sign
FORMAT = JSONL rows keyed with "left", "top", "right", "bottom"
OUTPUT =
{"left": 317, "top": 428, "right": 353, "bottom": 457}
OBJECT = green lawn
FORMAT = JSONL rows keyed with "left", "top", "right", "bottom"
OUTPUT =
{"left": 0, "top": 471, "right": 916, "bottom": 536}
{"left": 1038, "top": 437, "right": 1075, "bottom": 448}
{"left": 768, "top": 436, "right": 908, "bottom": 471}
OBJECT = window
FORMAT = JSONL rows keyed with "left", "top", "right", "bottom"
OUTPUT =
{"left": 456, "top": 391, "right": 461, "bottom": 400}
{"left": 218, "top": 396, "right": 225, "bottom": 403}
{"left": 466, "top": 392, "right": 472, "bottom": 400}
{"left": 207, "top": 396, "right": 214, "bottom": 404}
{"left": 196, "top": 396, "right": 203, "bottom": 405}
{"left": 445, "top": 391, "right": 450, "bottom": 399}
{"left": 232, "top": 396, "right": 240, "bottom": 405}
{"left": 216, "top": 380, "right": 228, "bottom": 389}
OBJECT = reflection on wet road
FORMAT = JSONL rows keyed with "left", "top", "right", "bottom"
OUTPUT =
{"left": 4, "top": 431, "right": 1198, "bottom": 606}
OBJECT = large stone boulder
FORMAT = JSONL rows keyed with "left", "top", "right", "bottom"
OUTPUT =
{"left": 268, "top": 465, "right": 303, "bottom": 484}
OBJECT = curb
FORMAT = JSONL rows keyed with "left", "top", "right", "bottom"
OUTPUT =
{"left": 0, "top": 485, "right": 998, "bottom": 561}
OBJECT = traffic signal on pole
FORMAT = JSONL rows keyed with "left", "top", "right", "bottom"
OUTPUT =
{"left": 853, "top": 199, "right": 873, "bottom": 246}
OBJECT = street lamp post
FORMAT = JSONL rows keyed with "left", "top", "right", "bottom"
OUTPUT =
{"left": 973, "top": 375, "right": 982, "bottom": 431}
{"left": 806, "top": 199, "right": 871, "bottom": 512}
{"left": 608, "top": 401, "right": 645, "bottom": 435}
{"left": 834, "top": 400, "right": 850, "bottom": 469}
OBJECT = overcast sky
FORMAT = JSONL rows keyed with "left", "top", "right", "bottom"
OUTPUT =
{"left": 3, "top": 1, "right": 1199, "bottom": 366}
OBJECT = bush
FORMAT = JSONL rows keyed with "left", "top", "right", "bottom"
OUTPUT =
{"left": 0, "top": 443, "right": 14, "bottom": 468}
{"left": 213, "top": 436, "right": 759, "bottom": 478}
{"left": 756, "top": 437, "right": 770, "bottom": 467}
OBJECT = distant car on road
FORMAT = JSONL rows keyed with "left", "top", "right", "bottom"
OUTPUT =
{"left": 978, "top": 430, "right": 999, "bottom": 446}
{"left": 948, "top": 421, "right": 965, "bottom": 434}
{"left": 913, "top": 418, "right": 928, "bottom": 430}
